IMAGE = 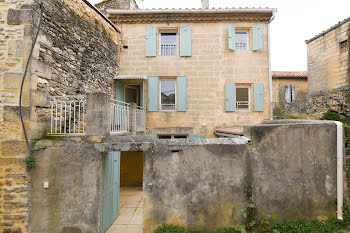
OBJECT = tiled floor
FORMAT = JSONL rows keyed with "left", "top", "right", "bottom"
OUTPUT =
{"left": 106, "top": 186, "right": 143, "bottom": 233}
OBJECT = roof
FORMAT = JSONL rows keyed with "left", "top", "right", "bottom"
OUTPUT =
{"left": 114, "top": 75, "right": 147, "bottom": 80}
{"left": 306, "top": 16, "right": 350, "bottom": 44}
{"left": 106, "top": 8, "right": 277, "bottom": 24}
{"left": 272, "top": 71, "right": 308, "bottom": 79}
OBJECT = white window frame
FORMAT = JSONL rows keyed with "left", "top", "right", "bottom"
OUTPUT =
{"left": 235, "top": 31, "right": 249, "bottom": 51}
{"left": 159, "top": 31, "right": 178, "bottom": 56}
{"left": 159, "top": 79, "right": 177, "bottom": 111}
{"left": 235, "top": 86, "right": 251, "bottom": 111}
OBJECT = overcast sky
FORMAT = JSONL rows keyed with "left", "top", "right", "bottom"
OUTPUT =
{"left": 90, "top": 0, "right": 350, "bottom": 71}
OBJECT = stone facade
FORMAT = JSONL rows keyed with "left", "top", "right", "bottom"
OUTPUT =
{"left": 306, "top": 17, "right": 350, "bottom": 95}
{"left": 0, "top": 0, "right": 120, "bottom": 232}
{"left": 95, "top": 0, "right": 139, "bottom": 14}
{"left": 108, "top": 9, "right": 275, "bottom": 137}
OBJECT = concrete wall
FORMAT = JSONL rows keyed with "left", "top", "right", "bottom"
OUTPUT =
{"left": 272, "top": 78, "right": 308, "bottom": 107}
{"left": 143, "top": 121, "right": 341, "bottom": 232}
{"left": 118, "top": 21, "right": 271, "bottom": 137}
{"left": 307, "top": 20, "right": 349, "bottom": 95}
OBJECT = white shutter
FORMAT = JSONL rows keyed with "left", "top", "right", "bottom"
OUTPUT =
{"left": 285, "top": 85, "right": 291, "bottom": 103}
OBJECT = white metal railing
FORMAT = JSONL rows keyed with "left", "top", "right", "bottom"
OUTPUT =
{"left": 235, "top": 42, "right": 248, "bottom": 50}
{"left": 111, "top": 100, "right": 130, "bottom": 134}
{"left": 49, "top": 96, "right": 86, "bottom": 135}
{"left": 136, "top": 106, "right": 146, "bottom": 131}
{"left": 236, "top": 101, "right": 250, "bottom": 109}
{"left": 160, "top": 104, "right": 176, "bottom": 111}
{"left": 161, "top": 43, "right": 177, "bottom": 56}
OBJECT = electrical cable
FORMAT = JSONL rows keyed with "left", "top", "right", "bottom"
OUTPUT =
{"left": 19, "top": 0, "right": 46, "bottom": 152}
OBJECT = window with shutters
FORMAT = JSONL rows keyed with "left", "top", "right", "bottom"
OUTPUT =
{"left": 285, "top": 84, "right": 295, "bottom": 103}
{"left": 235, "top": 31, "right": 249, "bottom": 50}
{"left": 160, "top": 32, "right": 178, "bottom": 56}
{"left": 160, "top": 79, "right": 176, "bottom": 111}
{"left": 236, "top": 86, "right": 250, "bottom": 110}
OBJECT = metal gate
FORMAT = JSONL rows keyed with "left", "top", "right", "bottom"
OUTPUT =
{"left": 101, "top": 151, "right": 120, "bottom": 232}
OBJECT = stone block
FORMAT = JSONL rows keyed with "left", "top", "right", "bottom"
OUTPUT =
{"left": 30, "top": 59, "right": 52, "bottom": 79}
{"left": 3, "top": 73, "right": 30, "bottom": 90}
{"left": 31, "top": 90, "right": 49, "bottom": 107}
{"left": 3, "top": 106, "right": 29, "bottom": 122}
{"left": 8, "top": 40, "right": 32, "bottom": 57}
{"left": 7, "top": 9, "right": 21, "bottom": 25}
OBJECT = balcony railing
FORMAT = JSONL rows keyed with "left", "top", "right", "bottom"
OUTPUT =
{"left": 136, "top": 106, "right": 146, "bottom": 131}
{"left": 111, "top": 100, "right": 130, "bottom": 134}
{"left": 161, "top": 43, "right": 177, "bottom": 56}
{"left": 48, "top": 96, "right": 86, "bottom": 135}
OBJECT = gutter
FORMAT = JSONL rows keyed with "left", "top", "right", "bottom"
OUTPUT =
{"left": 107, "top": 8, "right": 276, "bottom": 15}
{"left": 268, "top": 9, "right": 277, "bottom": 120}
{"left": 335, "top": 121, "right": 344, "bottom": 220}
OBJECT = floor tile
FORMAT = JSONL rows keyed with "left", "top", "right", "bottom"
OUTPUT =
{"left": 123, "top": 201, "right": 139, "bottom": 208}
{"left": 129, "top": 208, "right": 143, "bottom": 224}
{"left": 106, "top": 224, "right": 127, "bottom": 233}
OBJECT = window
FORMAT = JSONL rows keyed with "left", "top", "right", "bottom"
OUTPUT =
{"left": 160, "top": 32, "right": 177, "bottom": 56}
{"left": 236, "top": 86, "right": 250, "bottom": 110}
{"left": 160, "top": 79, "right": 176, "bottom": 111}
{"left": 235, "top": 31, "right": 249, "bottom": 50}
{"left": 340, "top": 40, "right": 349, "bottom": 53}
{"left": 158, "top": 135, "right": 187, "bottom": 139}
{"left": 285, "top": 84, "right": 295, "bottom": 103}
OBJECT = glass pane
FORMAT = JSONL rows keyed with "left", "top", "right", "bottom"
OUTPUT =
{"left": 235, "top": 32, "right": 248, "bottom": 50}
{"left": 161, "top": 80, "right": 176, "bottom": 110}
{"left": 161, "top": 33, "right": 177, "bottom": 56}
{"left": 236, "top": 88, "right": 249, "bottom": 101}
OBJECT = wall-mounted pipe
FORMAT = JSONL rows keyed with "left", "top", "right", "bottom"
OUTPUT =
{"left": 335, "top": 121, "right": 344, "bottom": 220}
{"left": 268, "top": 9, "right": 276, "bottom": 120}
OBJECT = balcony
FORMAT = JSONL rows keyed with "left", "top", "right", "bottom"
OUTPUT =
{"left": 48, "top": 93, "right": 146, "bottom": 136}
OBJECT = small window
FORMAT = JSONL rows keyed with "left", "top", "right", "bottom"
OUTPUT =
{"left": 158, "top": 135, "right": 172, "bottom": 139}
{"left": 174, "top": 135, "right": 187, "bottom": 139}
{"left": 236, "top": 86, "right": 250, "bottom": 110}
{"left": 160, "top": 79, "right": 176, "bottom": 111}
{"left": 285, "top": 84, "right": 295, "bottom": 103}
{"left": 160, "top": 32, "right": 177, "bottom": 56}
{"left": 340, "top": 40, "right": 349, "bottom": 53}
{"left": 235, "top": 31, "right": 249, "bottom": 50}
{"left": 159, "top": 135, "right": 188, "bottom": 139}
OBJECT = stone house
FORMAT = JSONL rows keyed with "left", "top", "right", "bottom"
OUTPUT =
{"left": 272, "top": 71, "right": 308, "bottom": 107}
{"left": 104, "top": 4, "right": 277, "bottom": 138}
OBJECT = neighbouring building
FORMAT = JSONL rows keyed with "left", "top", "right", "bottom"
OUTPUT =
{"left": 272, "top": 71, "right": 308, "bottom": 107}
{"left": 95, "top": 0, "right": 140, "bottom": 14}
{"left": 105, "top": 5, "right": 276, "bottom": 138}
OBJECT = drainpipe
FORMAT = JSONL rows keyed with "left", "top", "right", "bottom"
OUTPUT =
{"left": 335, "top": 121, "right": 344, "bottom": 220}
{"left": 268, "top": 10, "right": 276, "bottom": 120}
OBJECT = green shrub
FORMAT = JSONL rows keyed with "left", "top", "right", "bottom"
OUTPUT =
{"left": 319, "top": 111, "right": 345, "bottom": 122}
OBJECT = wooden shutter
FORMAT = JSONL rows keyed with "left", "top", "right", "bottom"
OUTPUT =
{"left": 252, "top": 24, "right": 263, "bottom": 51}
{"left": 115, "top": 80, "right": 124, "bottom": 102}
{"left": 228, "top": 24, "right": 236, "bottom": 50}
{"left": 225, "top": 82, "right": 235, "bottom": 111}
{"left": 180, "top": 26, "right": 192, "bottom": 57}
{"left": 177, "top": 76, "right": 187, "bottom": 111}
{"left": 285, "top": 85, "right": 291, "bottom": 103}
{"left": 254, "top": 83, "right": 264, "bottom": 111}
{"left": 145, "top": 27, "right": 157, "bottom": 57}
{"left": 189, "top": 134, "right": 205, "bottom": 139}
{"left": 140, "top": 81, "right": 144, "bottom": 107}
{"left": 147, "top": 76, "right": 159, "bottom": 111}
{"left": 291, "top": 85, "right": 295, "bottom": 103}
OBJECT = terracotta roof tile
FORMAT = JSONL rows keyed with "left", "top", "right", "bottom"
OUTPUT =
{"left": 272, "top": 71, "right": 308, "bottom": 78}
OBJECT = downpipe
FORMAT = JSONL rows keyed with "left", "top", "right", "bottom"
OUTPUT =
{"left": 335, "top": 121, "right": 344, "bottom": 220}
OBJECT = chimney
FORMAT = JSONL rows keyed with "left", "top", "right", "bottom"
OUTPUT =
{"left": 201, "top": 0, "right": 209, "bottom": 8}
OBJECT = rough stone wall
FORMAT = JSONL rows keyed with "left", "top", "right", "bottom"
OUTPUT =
{"left": 0, "top": 0, "right": 120, "bottom": 232}
{"left": 272, "top": 78, "right": 308, "bottom": 107}
{"left": 0, "top": 0, "right": 34, "bottom": 232}
{"left": 307, "top": 20, "right": 350, "bottom": 95}
{"left": 143, "top": 121, "right": 340, "bottom": 232}
{"left": 95, "top": 0, "right": 139, "bottom": 14}
{"left": 119, "top": 22, "right": 271, "bottom": 137}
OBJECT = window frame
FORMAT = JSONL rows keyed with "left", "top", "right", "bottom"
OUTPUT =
{"left": 235, "top": 30, "right": 250, "bottom": 51}
{"left": 159, "top": 29, "right": 178, "bottom": 56}
{"left": 159, "top": 78, "right": 177, "bottom": 111}
{"left": 158, "top": 134, "right": 188, "bottom": 139}
{"left": 235, "top": 86, "right": 251, "bottom": 111}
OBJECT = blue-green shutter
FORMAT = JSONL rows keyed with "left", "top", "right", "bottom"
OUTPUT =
{"left": 180, "top": 26, "right": 192, "bottom": 57}
{"left": 140, "top": 81, "right": 144, "bottom": 107}
{"left": 252, "top": 24, "right": 263, "bottom": 51}
{"left": 225, "top": 83, "right": 235, "bottom": 111}
{"left": 177, "top": 76, "right": 187, "bottom": 111}
{"left": 254, "top": 83, "right": 264, "bottom": 111}
{"left": 189, "top": 134, "right": 205, "bottom": 139}
{"left": 228, "top": 24, "right": 236, "bottom": 50}
{"left": 145, "top": 27, "right": 157, "bottom": 57}
{"left": 115, "top": 80, "right": 124, "bottom": 102}
{"left": 147, "top": 76, "right": 159, "bottom": 111}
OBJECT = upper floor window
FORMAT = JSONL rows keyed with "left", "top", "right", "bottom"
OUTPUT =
{"left": 285, "top": 84, "right": 295, "bottom": 103}
{"left": 340, "top": 40, "right": 349, "bottom": 53}
{"left": 235, "top": 31, "right": 249, "bottom": 50}
{"left": 160, "top": 32, "right": 177, "bottom": 56}
{"left": 160, "top": 79, "right": 176, "bottom": 111}
{"left": 236, "top": 86, "right": 250, "bottom": 110}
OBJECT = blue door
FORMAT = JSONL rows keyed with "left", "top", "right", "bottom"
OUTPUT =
{"left": 101, "top": 151, "right": 120, "bottom": 233}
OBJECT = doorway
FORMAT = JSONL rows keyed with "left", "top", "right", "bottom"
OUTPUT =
{"left": 101, "top": 151, "right": 143, "bottom": 233}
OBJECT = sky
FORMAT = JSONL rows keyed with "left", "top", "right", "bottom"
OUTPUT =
{"left": 90, "top": 0, "right": 350, "bottom": 71}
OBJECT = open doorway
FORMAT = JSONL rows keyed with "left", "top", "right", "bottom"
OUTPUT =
{"left": 102, "top": 151, "right": 143, "bottom": 233}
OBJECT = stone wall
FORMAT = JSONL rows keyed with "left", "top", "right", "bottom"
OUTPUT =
{"left": 95, "top": 0, "right": 139, "bottom": 14}
{"left": 0, "top": 0, "right": 120, "bottom": 232}
{"left": 307, "top": 19, "right": 349, "bottom": 95}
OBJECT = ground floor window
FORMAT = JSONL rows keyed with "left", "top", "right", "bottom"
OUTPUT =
{"left": 158, "top": 135, "right": 187, "bottom": 139}
{"left": 236, "top": 86, "right": 250, "bottom": 110}
{"left": 160, "top": 79, "right": 176, "bottom": 111}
